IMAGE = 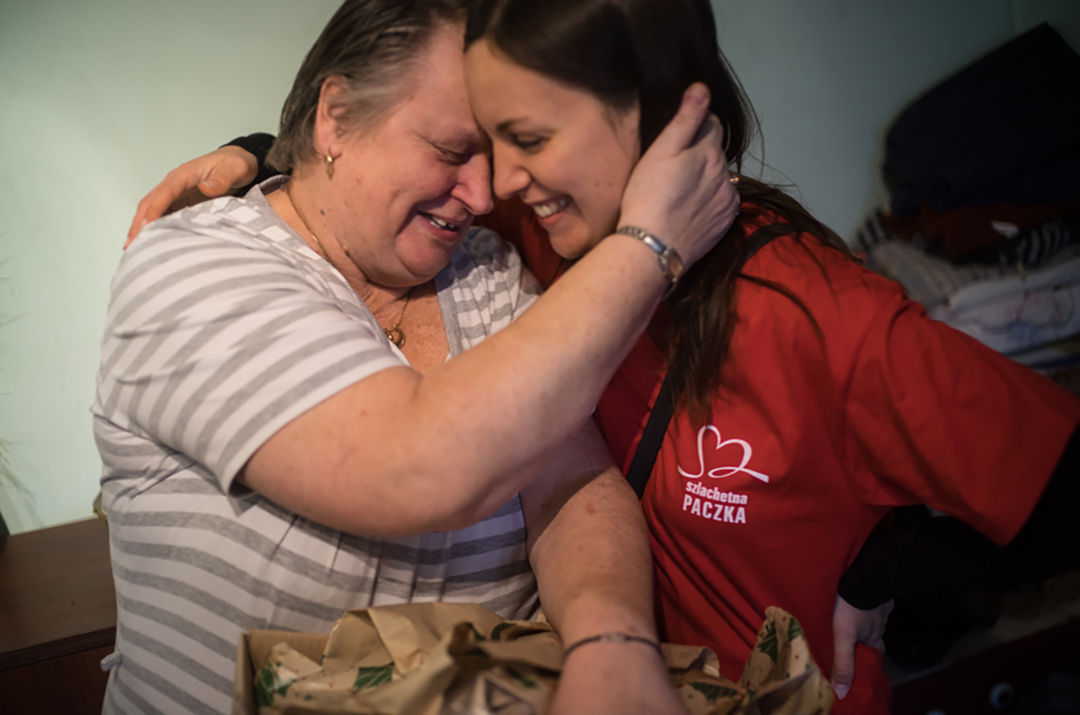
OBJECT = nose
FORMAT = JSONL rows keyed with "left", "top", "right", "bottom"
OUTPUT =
{"left": 453, "top": 154, "right": 494, "bottom": 216}
{"left": 492, "top": 148, "right": 530, "bottom": 200}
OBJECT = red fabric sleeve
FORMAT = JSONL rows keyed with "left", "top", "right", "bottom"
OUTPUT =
{"left": 843, "top": 280, "right": 1080, "bottom": 545}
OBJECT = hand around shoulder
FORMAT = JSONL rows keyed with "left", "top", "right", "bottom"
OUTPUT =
{"left": 127, "top": 144, "right": 259, "bottom": 246}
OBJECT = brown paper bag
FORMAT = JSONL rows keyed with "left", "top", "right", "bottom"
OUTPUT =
{"left": 248, "top": 602, "right": 832, "bottom": 714}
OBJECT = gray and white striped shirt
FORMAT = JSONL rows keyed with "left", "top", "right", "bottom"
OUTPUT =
{"left": 93, "top": 179, "right": 542, "bottom": 714}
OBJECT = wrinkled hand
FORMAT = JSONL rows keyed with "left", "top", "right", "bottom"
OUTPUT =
{"left": 126, "top": 145, "right": 259, "bottom": 246}
{"left": 831, "top": 595, "right": 894, "bottom": 701}
{"left": 551, "top": 643, "right": 686, "bottom": 714}
{"left": 618, "top": 83, "right": 739, "bottom": 269}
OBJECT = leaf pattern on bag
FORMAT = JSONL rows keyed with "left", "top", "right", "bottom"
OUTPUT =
{"left": 787, "top": 618, "right": 803, "bottom": 642}
{"left": 757, "top": 620, "right": 779, "bottom": 662}
{"left": 353, "top": 664, "right": 393, "bottom": 691}
{"left": 254, "top": 663, "right": 294, "bottom": 706}
{"left": 689, "top": 681, "right": 740, "bottom": 702}
{"left": 505, "top": 665, "right": 539, "bottom": 689}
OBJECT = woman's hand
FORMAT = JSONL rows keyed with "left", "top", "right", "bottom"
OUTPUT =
{"left": 618, "top": 83, "right": 739, "bottom": 269}
{"left": 551, "top": 643, "right": 686, "bottom": 715}
{"left": 831, "top": 595, "right": 894, "bottom": 700}
{"left": 126, "top": 144, "right": 259, "bottom": 246}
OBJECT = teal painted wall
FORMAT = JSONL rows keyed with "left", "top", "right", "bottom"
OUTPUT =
{"left": 0, "top": 0, "right": 1075, "bottom": 533}
{"left": 0, "top": 0, "right": 340, "bottom": 533}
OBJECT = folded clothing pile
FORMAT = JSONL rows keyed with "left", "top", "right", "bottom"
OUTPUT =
{"left": 855, "top": 23, "right": 1080, "bottom": 393}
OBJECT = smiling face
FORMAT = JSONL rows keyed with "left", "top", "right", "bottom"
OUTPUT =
{"left": 464, "top": 39, "right": 641, "bottom": 259}
{"left": 318, "top": 23, "right": 493, "bottom": 287}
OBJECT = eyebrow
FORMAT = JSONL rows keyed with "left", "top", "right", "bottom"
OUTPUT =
{"left": 420, "top": 131, "right": 490, "bottom": 156}
{"left": 495, "top": 119, "right": 528, "bottom": 134}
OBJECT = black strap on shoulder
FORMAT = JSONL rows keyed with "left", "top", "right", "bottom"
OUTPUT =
{"left": 741, "top": 226, "right": 776, "bottom": 264}
{"left": 623, "top": 227, "right": 778, "bottom": 498}
{"left": 626, "top": 372, "right": 675, "bottom": 498}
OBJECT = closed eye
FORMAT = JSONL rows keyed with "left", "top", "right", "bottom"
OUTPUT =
{"left": 511, "top": 135, "right": 546, "bottom": 152}
{"left": 437, "top": 147, "right": 471, "bottom": 165}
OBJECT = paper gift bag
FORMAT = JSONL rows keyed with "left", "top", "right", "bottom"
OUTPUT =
{"left": 245, "top": 602, "right": 832, "bottom": 714}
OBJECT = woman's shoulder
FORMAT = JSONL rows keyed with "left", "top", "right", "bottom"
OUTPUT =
{"left": 114, "top": 189, "right": 353, "bottom": 320}
{"left": 133, "top": 198, "right": 287, "bottom": 256}
{"left": 122, "top": 189, "right": 318, "bottom": 291}
{"left": 734, "top": 208, "right": 910, "bottom": 334}
{"left": 739, "top": 207, "right": 894, "bottom": 291}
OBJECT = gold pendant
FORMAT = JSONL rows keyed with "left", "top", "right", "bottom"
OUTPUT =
{"left": 384, "top": 327, "right": 405, "bottom": 348}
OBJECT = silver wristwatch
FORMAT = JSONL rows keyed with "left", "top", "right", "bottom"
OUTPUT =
{"left": 615, "top": 225, "right": 685, "bottom": 295}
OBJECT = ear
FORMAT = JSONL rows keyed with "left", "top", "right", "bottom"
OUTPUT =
{"left": 313, "top": 75, "right": 351, "bottom": 158}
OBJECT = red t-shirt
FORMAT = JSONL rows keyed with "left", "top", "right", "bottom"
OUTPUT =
{"left": 485, "top": 201, "right": 1080, "bottom": 713}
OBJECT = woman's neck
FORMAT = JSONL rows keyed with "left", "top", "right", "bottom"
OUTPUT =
{"left": 265, "top": 175, "right": 414, "bottom": 324}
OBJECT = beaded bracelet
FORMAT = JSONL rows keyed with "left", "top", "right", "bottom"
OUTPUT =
{"left": 562, "top": 631, "right": 664, "bottom": 660}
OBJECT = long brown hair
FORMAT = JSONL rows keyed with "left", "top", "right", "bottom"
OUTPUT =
{"left": 466, "top": 0, "right": 850, "bottom": 418}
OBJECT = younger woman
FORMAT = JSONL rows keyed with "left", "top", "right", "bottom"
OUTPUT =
{"left": 461, "top": 0, "right": 1080, "bottom": 712}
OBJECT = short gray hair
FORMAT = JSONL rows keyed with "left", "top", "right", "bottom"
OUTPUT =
{"left": 267, "top": 0, "right": 469, "bottom": 172}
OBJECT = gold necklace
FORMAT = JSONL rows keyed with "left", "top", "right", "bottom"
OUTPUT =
{"left": 283, "top": 181, "right": 414, "bottom": 348}
{"left": 381, "top": 287, "right": 414, "bottom": 348}
{"left": 284, "top": 180, "right": 329, "bottom": 259}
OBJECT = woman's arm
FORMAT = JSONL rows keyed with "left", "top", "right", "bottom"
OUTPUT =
{"left": 520, "top": 421, "right": 685, "bottom": 714}
{"left": 831, "top": 427, "right": 1079, "bottom": 698}
{"left": 122, "top": 87, "right": 734, "bottom": 537}
{"left": 839, "top": 426, "right": 1080, "bottom": 609}
{"left": 236, "top": 85, "right": 738, "bottom": 536}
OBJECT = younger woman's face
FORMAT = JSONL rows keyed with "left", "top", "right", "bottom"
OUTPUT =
{"left": 464, "top": 39, "right": 641, "bottom": 259}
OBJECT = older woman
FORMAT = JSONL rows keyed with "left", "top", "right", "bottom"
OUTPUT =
{"left": 96, "top": 1, "right": 737, "bottom": 713}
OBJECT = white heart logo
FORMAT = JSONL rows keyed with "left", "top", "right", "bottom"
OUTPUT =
{"left": 677, "top": 425, "right": 770, "bottom": 483}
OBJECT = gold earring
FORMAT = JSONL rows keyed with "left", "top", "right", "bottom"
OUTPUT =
{"left": 325, "top": 152, "right": 335, "bottom": 179}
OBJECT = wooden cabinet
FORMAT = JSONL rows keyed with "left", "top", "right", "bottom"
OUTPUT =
{"left": 0, "top": 519, "right": 116, "bottom": 714}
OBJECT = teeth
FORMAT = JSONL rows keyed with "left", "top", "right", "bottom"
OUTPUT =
{"left": 533, "top": 196, "right": 570, "bottom": 218}
{"left": 427, "top": 215, "right": 459, "bottom": 231}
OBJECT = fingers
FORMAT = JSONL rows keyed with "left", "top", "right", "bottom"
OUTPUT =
{"left": 646, "top": 83, "right": 711, "bottom": 157}
{"left": 831, "top": 636, "right": 856, "bottom": 701}
{"left": 690, "top": 112, "right": 721, "bottom": 149}
{"left": 125, "top": 145, "right": 260, "bottom": 248}
{"left": 127, "top": 196, "right": 155, "bottom": 246}
{"left": 830, "top": 595, "right": 895, "bottom": 701}
{"left": 615, "top": 84, "right": 736, "bottom": 270}
{"left": 198, "top": 157, "right": 247, "bottom": 199}
{"left": 831, "top": 595, "right": 857, "bottom": 701}
{"left": 866, "top": 599, "right": 895, "bottom": 652}
{"left": 126, "top": 170, "right": 191, "bottom": 246}
{"left": 688, "top": 113, "right": 735, "bottom": 211}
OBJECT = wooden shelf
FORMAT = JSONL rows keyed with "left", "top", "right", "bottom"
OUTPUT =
{"left": 0, "top": 518, "right": 116, "bottom": 713}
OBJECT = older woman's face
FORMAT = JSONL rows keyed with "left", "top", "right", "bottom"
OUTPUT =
{"left": 326, "top": 24, "right": 493, "bottom": 287}
{"left": 464, "top": 38, "right": 640, "bottom": 260}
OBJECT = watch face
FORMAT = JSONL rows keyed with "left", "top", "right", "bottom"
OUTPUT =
{"left": 659, "top": 247, "right": 683, "bottom": 281}
{"left": 668, "top": 251, "right": 685, "bottom": 282}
